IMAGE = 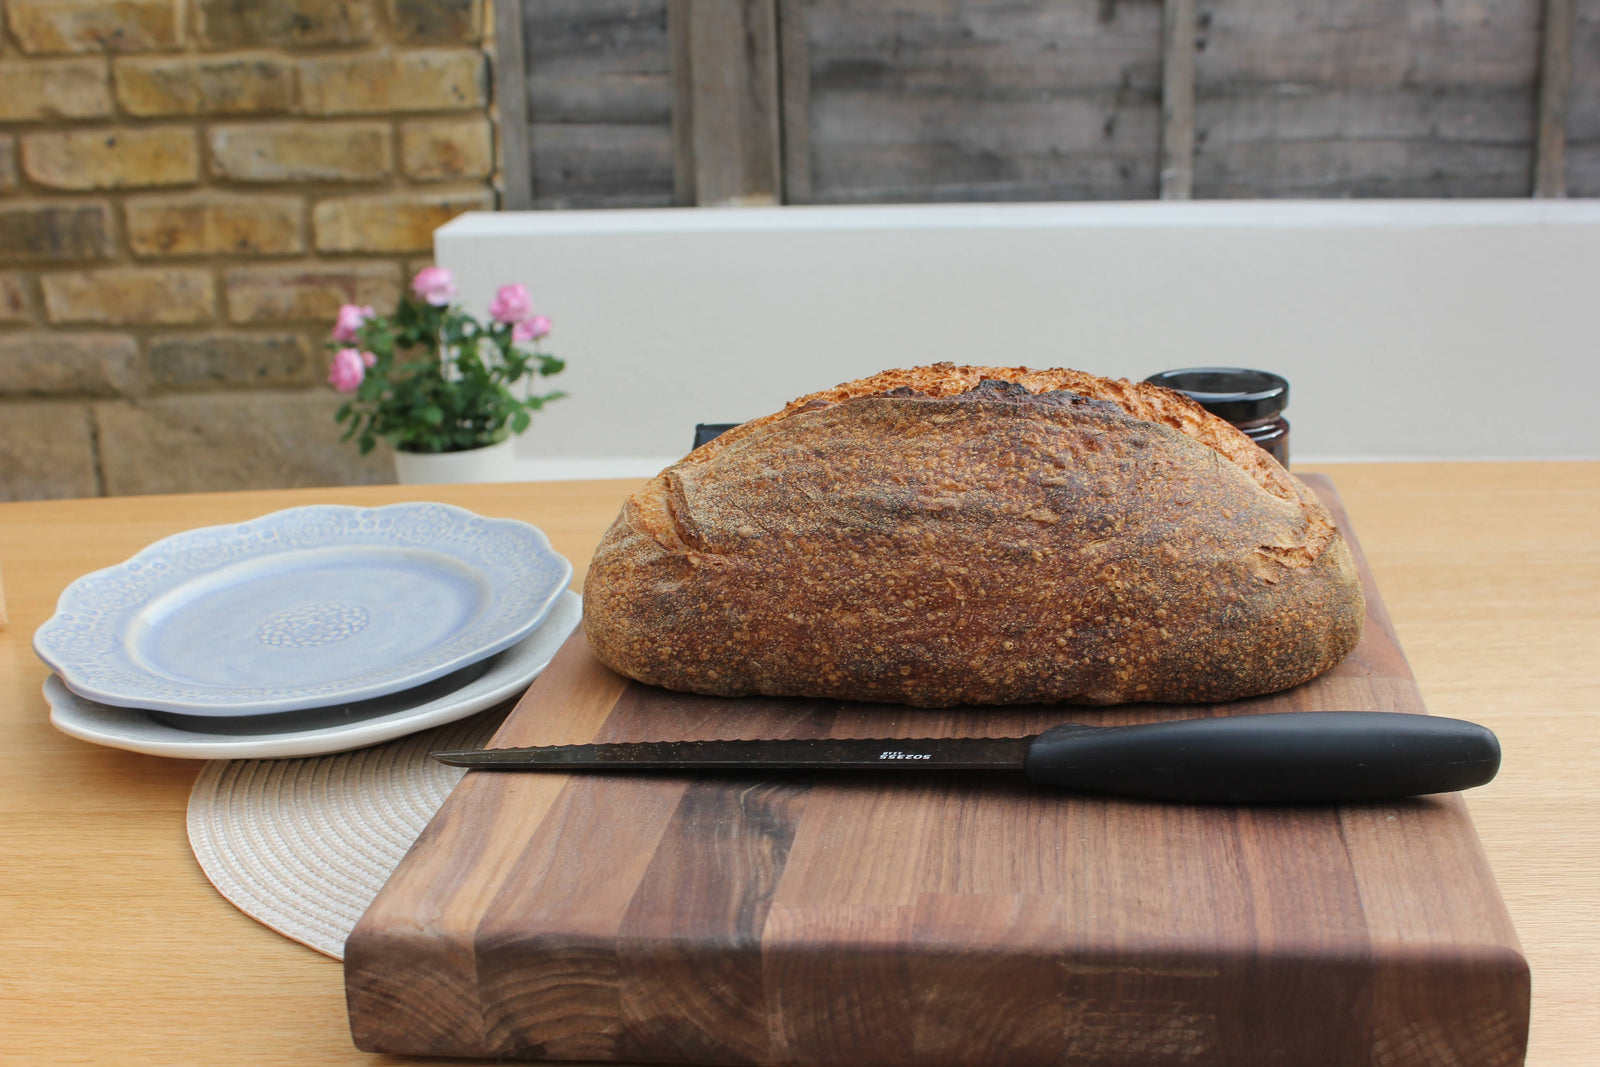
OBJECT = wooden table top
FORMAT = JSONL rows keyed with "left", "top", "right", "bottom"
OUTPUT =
{"left": 1, "top": 462, "right": 1595, "bottom": 1067}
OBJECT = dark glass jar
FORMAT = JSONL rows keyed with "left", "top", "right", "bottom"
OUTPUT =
{"left": 1144, "top": 367, "right": 1291, "bottom": 468}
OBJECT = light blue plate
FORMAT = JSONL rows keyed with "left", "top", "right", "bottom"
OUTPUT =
{"left": 46, "top": 591, "right": 582, "bottom": 758}
{"left": 34, "top": 503, "right": 573, "bottom": 716}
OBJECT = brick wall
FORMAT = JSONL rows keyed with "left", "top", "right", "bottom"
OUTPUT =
{"left": 0, "top": 0, "right": 497, "bottom": 500}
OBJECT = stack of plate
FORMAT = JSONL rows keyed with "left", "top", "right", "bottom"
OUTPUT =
{"left": 34, "top": 502, "right": 579, "bottom": 759}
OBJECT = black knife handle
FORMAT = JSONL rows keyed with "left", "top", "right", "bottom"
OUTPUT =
{"left": 1023, "top": 712, "right": 1500, "bottom": 804}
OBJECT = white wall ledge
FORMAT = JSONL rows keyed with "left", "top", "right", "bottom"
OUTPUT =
{"left": 443, "top": 199, "right": 1600, "bottom": 236}
{"left": 439, "top": 200, "right": 1600, "bottom": 463}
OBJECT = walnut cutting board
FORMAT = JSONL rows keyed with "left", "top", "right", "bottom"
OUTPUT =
{"left": 345, "top": 476, "right": 1529, "bottom": 1066}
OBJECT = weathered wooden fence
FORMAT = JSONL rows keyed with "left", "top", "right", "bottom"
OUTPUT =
{"left": 494, "top": 0, "right": 1594, "bottom": 209}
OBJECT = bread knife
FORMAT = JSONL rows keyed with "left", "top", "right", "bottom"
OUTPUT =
{"left": 433, "top": 711, "right": 1500, "bottom": 804}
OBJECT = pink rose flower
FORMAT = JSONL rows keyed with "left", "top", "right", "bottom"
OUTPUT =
{"left": 327, "top": 347, "right": 367, "bottom": 392}
{"left": 331, "top": 303, "right": 374, "bottom": 343}
{"left": 513, "top": 315, "right": 552, "bottom": 342}
{"left": 488, "top": 283, "right": 533, "bottom": 324}
{"left": 411, "top": 266, "right": 456, "bottom": 307}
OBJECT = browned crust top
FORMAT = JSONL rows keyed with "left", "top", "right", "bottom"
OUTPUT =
{"left": 627, "top": 363, "right": 1330, "bottom": 562}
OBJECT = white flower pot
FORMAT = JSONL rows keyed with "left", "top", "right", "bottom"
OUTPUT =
{"left": 392, "top": 437, "right": 518, "bottom": 485}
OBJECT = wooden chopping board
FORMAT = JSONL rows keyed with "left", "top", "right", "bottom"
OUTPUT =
{"left": 345, "top": 476, "right": 1529, "bottom": 1066}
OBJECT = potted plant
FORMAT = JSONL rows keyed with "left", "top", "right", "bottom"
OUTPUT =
{"left": 326, "top": 267, "right": 566, "bottom": 484}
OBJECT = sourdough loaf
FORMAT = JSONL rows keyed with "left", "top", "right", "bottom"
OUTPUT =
{"left": 583, "top": 364, "right": 1364, "bottom": 706}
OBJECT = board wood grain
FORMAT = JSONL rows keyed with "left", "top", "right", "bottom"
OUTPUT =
{"left": 500, "top": 0, "right": 1584, "bottom": 205}
{"left": 1534, "top": 0, "right": 1575, "bottom": 197}
{"left": 1191, "top": 0, "right": 1543, "bottom": 198}
{"left": 520, "top": 0, "right": 676, "bottom": 209}
{"left": 797, "top": 0, "right": 1164, "bottom": 204}
{"left": 346, "top": 476, "right": 1529, "bottom": 1065}
{"left": 1160, "top": 0, "right": 1197, "bottom": 199}
{"left": 672, "top": 0, "right": 784, "bottom": 206}
{"left": 1570, "top": 0, "right": 1600, "bottom": 194}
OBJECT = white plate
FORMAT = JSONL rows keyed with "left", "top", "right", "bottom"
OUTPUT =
{"left": 46, "top": 592, "right": 581, "bottom": 759}
{"left": 34, "top": 503, "right": 573, "bottom": 716}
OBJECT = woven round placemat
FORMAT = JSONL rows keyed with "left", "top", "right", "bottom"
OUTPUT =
{"left": 186, "top": 707, "right": 505, "bottom": 960}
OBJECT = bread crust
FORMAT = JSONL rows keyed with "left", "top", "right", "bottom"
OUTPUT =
{"left": 583, "top": 364, "right": 1364, "bottom": 706}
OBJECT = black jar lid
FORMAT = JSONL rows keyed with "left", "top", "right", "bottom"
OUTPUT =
{"left": 1144, "top": 367, "right": 1289, "bottom": 422}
